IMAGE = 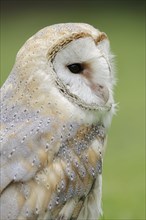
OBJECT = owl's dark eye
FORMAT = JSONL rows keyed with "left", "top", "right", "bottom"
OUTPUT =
{"left": 67, "top": 63, "right": 83, "bottom": 74}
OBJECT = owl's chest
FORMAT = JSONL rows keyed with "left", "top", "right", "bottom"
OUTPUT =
{"left": 39, "top": 124, "right": 105, "bottom": 219}
{"left": 13, "top": 123, "right": 105, "bottom": 220}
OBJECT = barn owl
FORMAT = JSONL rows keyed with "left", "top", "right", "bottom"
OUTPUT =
{"left": 0, "top": 23, "right": 116, "bottom": 220}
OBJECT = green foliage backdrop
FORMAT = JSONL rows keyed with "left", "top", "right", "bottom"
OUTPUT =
{"left": 1, "top": 0, "right": 145, "bottom": 219}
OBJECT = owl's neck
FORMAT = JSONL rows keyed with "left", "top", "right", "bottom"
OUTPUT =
{"left": 57, "top": 123, "right": 106, "bottom": 159}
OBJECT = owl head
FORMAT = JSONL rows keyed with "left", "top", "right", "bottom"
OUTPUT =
{"left": 7, "top": 23, "right": 116, "bottom": 127}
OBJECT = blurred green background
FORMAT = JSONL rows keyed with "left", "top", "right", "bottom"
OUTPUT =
{"left": 0, "top": 0, "right": 145, "bottom": 219}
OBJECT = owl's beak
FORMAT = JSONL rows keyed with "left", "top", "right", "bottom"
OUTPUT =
{"left": 82, "top": 68, "right": 109, "bottom": 104}
{"left": 91, "top": 83, "right": 109, "bottom": 104}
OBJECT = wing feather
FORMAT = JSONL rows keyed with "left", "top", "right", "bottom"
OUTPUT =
{"left": 0, "top": 77, "right": 104, "bottom": 220}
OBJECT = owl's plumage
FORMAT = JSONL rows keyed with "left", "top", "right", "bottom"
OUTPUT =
{"left": 0, "top": 23, "right": 116, "bottom": 220}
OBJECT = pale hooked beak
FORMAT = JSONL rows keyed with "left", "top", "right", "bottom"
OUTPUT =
{"left": 92, "top": 83, "right": 109, "bottom": 104}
